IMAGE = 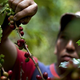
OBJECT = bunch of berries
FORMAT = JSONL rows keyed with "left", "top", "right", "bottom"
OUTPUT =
{"left": 1, "top": 70, "right": 13, "bottom": 80}
{"left": 36, "top": 72, "right": 51, "bottom": 80}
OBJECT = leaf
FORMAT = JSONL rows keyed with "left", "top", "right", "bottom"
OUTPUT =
{"left": 76, "top": 40, "right": 80, "bottom": 46}
{"left": 0, "top": 6, "right": 6, "bottom": 25}
{"left": 0, "top": 0, "right": 8, "bottom": 4}
{"left": 0, "top": 25, "right": 2, "bottom": 42}
{"left": 0, "top": 54, "right": 5, "bottom": 58}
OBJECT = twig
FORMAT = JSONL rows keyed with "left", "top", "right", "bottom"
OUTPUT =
{"left": 15, "top": 23, "right": 45, "bottom": 80}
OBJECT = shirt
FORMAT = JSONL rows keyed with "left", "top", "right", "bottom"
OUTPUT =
{"left": 11, "top": 48, "right": 59, "bottom": 80}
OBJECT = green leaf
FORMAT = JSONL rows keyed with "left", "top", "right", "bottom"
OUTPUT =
{"left": 76, "top": 40, "right": 80, "bottom": 46}
{"left": 0, "top": 0, "right": 8, "bottom": 4}
{"left": 25, "top": 58, "right": 29, "bottom": 62}
{"left": 0, "top": 54, "right": 5, "bottom": 58}
{"left": 0, "top": 59, "right": 4, "bottom": 64}
{"left": 0, "top": 12, "right": 6, "bottom": 25}
{"left": 0, "top": 25, "right": 2, "bottom": 42}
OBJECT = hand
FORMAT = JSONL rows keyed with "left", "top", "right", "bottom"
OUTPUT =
{"left": 8, "top": 0, "right": 38, "bottom": 24}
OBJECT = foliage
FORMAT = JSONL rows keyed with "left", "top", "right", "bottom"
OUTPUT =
{"left": 0, "top": 54, "right": 4, "bottom": 65}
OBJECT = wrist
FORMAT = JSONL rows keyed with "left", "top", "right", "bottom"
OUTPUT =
{"left": 1, "top": 16, "right": 13, "bottom": 42}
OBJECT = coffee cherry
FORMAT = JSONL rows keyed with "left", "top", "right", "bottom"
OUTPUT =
{"left": 9, "top": 24, "right": 15, "bottom": 30}
{"left": 24, "top": 52, "right": 30, "bottom": 58}
{"left": 17, "top": 40, "right": 20, "bottom": 43}
{"left": 71, "top": 71, "right": 79, "bottom": 79}
{"left": 47, "top": 77, "right": 51, "bottom": 80}
{"left": 17, "top": 39, "right": 25, "bottom": 47}
{"left": 19, "top": 26, "right": 23, "bottom": 31}
{"left": 17, "top": 42, "right": 21, "bottom": 47}
{"left": 17, "top": 40, "right": 22, "bottom": 47}
{"left": 1, "top": 76, "right": 7, "bottom": 80}
{"left": 20, "top": 39, "right": 25, "bottom": 45}
{"left": 43, "top": 72, "right": 48, "bottom": 79}
{"left": 8, "top": 70, "right": 13, "bottom": 77}
{"left": 9, "top": 15, "right": 14, "bottom": 20}
{"left": 10, "top": 20, "right": 14, "bottom": 25}
{"left": 20, "top": 31, "right": 24, "bottom": 36}
{"left": 3, "top": 71, "right": 9, "bottom": 77}
{"left": 36, "top": 75, "right": 42, "bottom": 80}
{"left": 8, "top": 17, "right": 10, "bottom": 22}
{"left": 20, "top": 39, "right": 25, "bottom": 43}
{"left": 25, "top": 58, "right": 29, "bottom": 62}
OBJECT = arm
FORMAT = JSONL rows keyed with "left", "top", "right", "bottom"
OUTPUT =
{"left": 0, "top": 0, "right": 38, "bottom": 71}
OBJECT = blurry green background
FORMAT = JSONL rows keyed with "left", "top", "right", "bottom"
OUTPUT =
{"left": 9, "top": 0, "right": 80, "bottom": 65}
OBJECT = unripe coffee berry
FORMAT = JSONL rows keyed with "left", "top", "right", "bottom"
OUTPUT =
{"left": 1, "top": 76, "right": 7, "bottom": 80}
{"left": 71, "top": 71, "right": 79, "bottom": 79}
{"left": 25, "top": 58, "right": 29, "bottom": 62}
{"left": 3, "top": 71, "right": 9, "bottom": 77}
{"left": 9, "top": 15, "right": 14, "bottom": 20}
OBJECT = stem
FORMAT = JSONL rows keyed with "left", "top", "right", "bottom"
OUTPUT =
{"left": 15, "top": 23, "right": 45, "bottom": 80}
{"left": 24, "top": 44, "right": 45, "bottom": 80}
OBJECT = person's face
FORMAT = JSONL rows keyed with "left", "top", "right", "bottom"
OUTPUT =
{"left": 55, "top": 18, "right": 80, "bottom": 65}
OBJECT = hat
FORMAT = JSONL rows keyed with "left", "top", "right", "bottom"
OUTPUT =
{"left": 60, "top": 12, "right": 80, "bottom": 32}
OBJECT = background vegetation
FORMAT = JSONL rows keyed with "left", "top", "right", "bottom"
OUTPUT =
{"left": 9, "top": 0, "right": 80, "bottom": 65}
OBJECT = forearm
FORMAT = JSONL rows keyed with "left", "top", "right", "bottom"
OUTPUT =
{"left": 1, "top": 16, "right": 13, "bottom": 43}
{"left": 0, "top": 16, "right": 17, "bottom": 71}
{"left": 0, "top": 38, "right": 17, "bottom": 71}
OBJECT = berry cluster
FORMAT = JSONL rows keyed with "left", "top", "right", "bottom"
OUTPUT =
{"left": 8, "top": 15, "right": 15, "bottom": 30}
{"left": 36, "top": 72, "right": 51, "bottom": 80}
{"left": 1, "top": 69, "right": 13, "bottom": 80}
{"left": 24, "top": 52, "right": 30, "bottom": 62}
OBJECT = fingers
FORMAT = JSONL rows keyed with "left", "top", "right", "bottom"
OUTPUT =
{"left": 14, "top": 2, "right": 38, "bottom": 21}
{"left": 8, "top": 0, "right": 38, "bottom": 24}
{"left": 15, "top": 0, "right": 30, "bottom": 13}
{"left": 19, "top": 16, "right": 31, "bottom": 24}
{"left": 8, "top": 0, "right": 22, "bottom": 11}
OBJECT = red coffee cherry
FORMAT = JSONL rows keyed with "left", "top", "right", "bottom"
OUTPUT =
{"left": 20, "top": 31, "right": 24, "bottom": 36}
{"left": 19, "top": 26, "right": 23, "bottom": 31}
{"left": 36, "top": 75, "right": 42, "bottom": 80}
{"left": 17, "top": 39, "right": 25, "bottom": 47}
{"left": 24, "top": 52, "right": 30, "bottom": 58}
{"left": 43, "top": 72, "right": 48, "bottom": 79}
{"left": 20, "top": 39, "right": 25, "bottom": 44}
{"left": 8, "top": 70, "right": 13, "bottom": 77}
{"left": 47, "top": 77, "right": 51, "bottom": 80}
{"left": 9, "top": 24, "right": 15, "bottom": 30}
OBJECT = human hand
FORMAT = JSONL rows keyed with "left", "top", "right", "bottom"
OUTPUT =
{"left": 8, "top": 0, "right": 38, "bottom": 24}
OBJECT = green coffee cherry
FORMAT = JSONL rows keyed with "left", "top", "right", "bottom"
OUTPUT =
{"left": 25, "top": 58, "right": 29, "bottom": 62}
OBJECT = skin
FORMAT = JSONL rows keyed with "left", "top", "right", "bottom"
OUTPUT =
{"left": 54, "top": 19, "right": 80, "bottom": 76}
{"left": 0, "top": 0, "right": 38, "bottom": 71}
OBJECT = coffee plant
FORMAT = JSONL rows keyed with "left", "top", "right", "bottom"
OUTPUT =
{"left": 0, "top": 0, "right": 80, "bottom": 80}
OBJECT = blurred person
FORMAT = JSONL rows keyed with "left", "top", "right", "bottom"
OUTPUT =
{"left": 0, "top": 0, "right": 80, "bottom": 79}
